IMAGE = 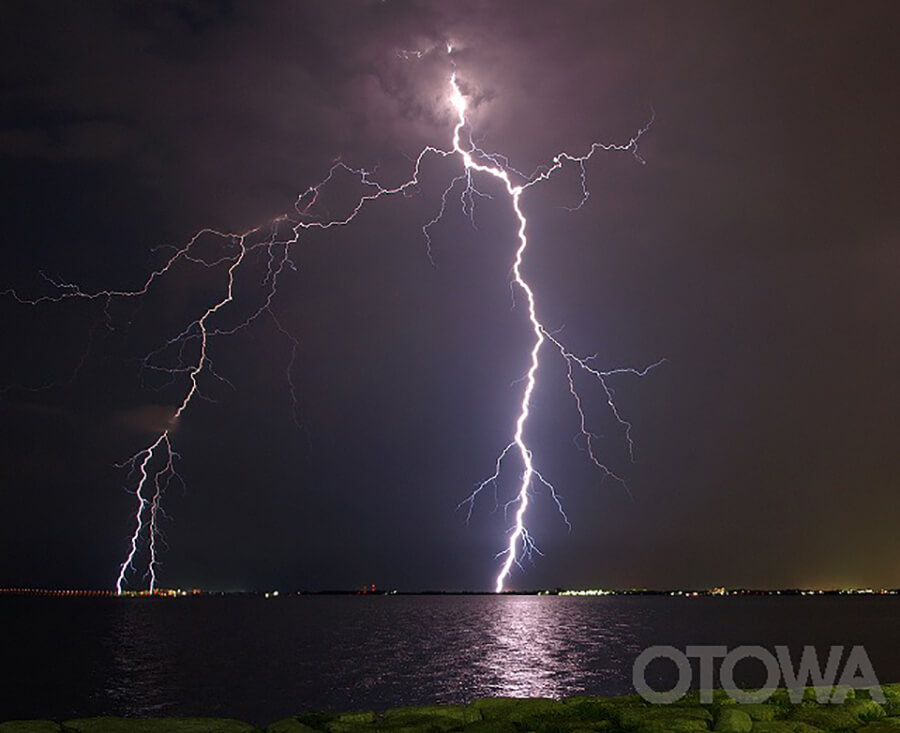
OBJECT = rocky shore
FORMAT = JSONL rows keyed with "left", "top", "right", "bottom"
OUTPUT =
{"left": 4, "top": 685, "right": 900, "bottom": 733}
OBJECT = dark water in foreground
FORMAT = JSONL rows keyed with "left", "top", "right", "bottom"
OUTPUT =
{"left": 3, "top": 595, "right": 899, "bottom": 723}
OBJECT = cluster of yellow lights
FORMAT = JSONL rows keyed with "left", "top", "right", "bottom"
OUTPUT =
{"left": 556, "top": 589, "right": 615, "bottom": 596}
{"left": 0, "top": 587, "right": 201, "bottom": 597}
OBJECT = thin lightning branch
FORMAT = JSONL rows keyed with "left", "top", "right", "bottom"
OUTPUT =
{"left": 533, "top": 467, "right": 572, "bottom": 532}
{"left": 459, "top": 441, "right": 516, "bottom": 523}
{"left": 3, "top": 45, "right": 658, "bottom": 593}
{"left": 545, "top": 328, "right": 666, "bottom": 463}
{"left": 269, "top": 310, "right": 303, "bottom": 432}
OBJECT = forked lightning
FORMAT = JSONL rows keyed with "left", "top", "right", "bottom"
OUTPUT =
{"left": 4, "top": 43, "right": 657, "bottom": 593}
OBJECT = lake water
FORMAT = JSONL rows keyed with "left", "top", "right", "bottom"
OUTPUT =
{"left": 3, "top": 594, "right": 899, "bottom": 724}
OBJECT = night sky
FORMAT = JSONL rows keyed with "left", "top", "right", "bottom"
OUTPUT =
{"left": 1, "top": 1, "right": 898, "bottom": 592}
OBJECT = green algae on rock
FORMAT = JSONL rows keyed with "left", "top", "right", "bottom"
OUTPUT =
{"left": 715, "top": 709, "right": 753, "bottom": 733}
{"left": 748, "top": 722, "right": 824, "bottom": 732}
{"left": 470, "top": 698, "right": 567, "bottom": 722}
{"left": 787, "top": 701, "right": 885, "bottom": 731}
{"left": 0, "top": 723, "right": 62, "bottom": 733}
{"left": 729, "top": 705, "right": 780, "bottom": 722}
{"left": 9, "top": 687, "right": 900, "bottom": 733}
{"left": 382, "top": 705, "right": 482, "bottom": 728}
{"left": 859, "top": 722, "right": 900, "bottom": 732}
{"left": 266, "top": 720, "right": 318, "bottom": 733}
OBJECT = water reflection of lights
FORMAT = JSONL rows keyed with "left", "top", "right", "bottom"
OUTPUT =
{"left": 105, "top": 603, "right": 172, "bottom": 715}
{"left": 478, "top": 596, "right": 643, "bottom": 698}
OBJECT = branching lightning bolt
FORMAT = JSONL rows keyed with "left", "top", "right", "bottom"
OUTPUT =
{"left": 443, "top": 63, "right": 659, "bottom": 592}
{"left": 2, "top": 43, "right": 659, "bottom": 593}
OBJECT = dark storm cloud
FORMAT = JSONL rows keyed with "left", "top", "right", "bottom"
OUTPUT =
{"left": 1, "top": 1, "right": 898, "bottom": 591}
{"left": 2, "top": 3, "right": 520, "bottom": 217}
{"left": 0, "top": 121, "right": 139, "bottom": 162}
{"left": 0, "top": 2, "right": 660, "bottom": 224}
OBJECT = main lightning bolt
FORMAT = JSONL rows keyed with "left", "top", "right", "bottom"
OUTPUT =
{"left": 3, "top": 43, "right": 657, "bottom": 593}
{"left": 443, "top": 65, "right": 658, "bottom": 592}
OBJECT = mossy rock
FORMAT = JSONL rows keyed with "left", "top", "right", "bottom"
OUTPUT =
{"left": 561, "top": 697, "right": 600, "bottom": 707}
{"left": 761, "top": 691, "right": 794, "bottom": 708}
{"left": 563, "top": 695, "right": 646, "bottom": 722}
{"left": 844, "top": 699, "right": 887, "bottom": 721}
{"left": 0, "top": 723, "right": 61, "bottom": 733}
{"left": 729, "top": 705, "right": 779, "bottom": 722}
{"left": 697, "top": 689, "right": 787, "bottom": 708}
{"left": 713, "top": 709, "right": 751, "bottom": 733}
{"left": 614, "top": 705, "right": 711, "bottom": 732}
{"left": 469, "top": 699, "right": 567, "bottom": 723}
{"left": 589, "top": 701, "right": 647, "bottom": 726}
{"left": 801, "top": 686, "right": 856, "bottom": 704}
{"left": 527, "top": 718, "right": 616, "bottom": 733}
{"left": 378, "top": 725, "right": 448, "bottom": 733}
{"left": 322, "top": 713, "right": 378, "bottom": 733}
{"left": 384, "top": 706, "right": 481, "bottom": 727}
{"left": 62, "top": 719, "right": 258, "bottom": 733}
{"left": 859, "top": 720, "right": 900, "bottom": 732}
{"left": 750, "top": 723, "right": 823, "bottom": 733}
{"left": 631, "top": 722, "right": 709, "bottom": 733}
{"left": 292, "top": 713, "right": 335, "bottom": 730}
{"left": 616, "top": 705, "right": 711, "bottom": 724}
{"left": 565, "top": 724, "right": 614, "bottom": 732}
{"left": 324, "top": 723, "right": 368, "bottom": 733}
{"left": 783, "top": 698, "right": 884, "bottom": 730}
{"left": 380, "top": 720, "right": 461, "bottom": 733}
{"left": 460, "top": 722, "right": 517, "bottom": 733}
{"left": 681, "top": 690, "right": 738, "bottom": 707}
{"left": 717, "top": 689, "right": 788, "bottom": 706}
{"left": 877, "top": 690, "right": 900, "bottom": 716}
{"left": 560, "top": 699, "right": 607, "bottom": 720}
{"left": 397, "top": 706, "right": 481, "bottom": 724}
{"left": 563, "top": 696, "right": 616, "bottom": 717}
{"left": 16, "top": 691, "right": 900, "bottom": 733}
{"left": 830, "top": 687, "right": 859, "bottom": 704}
{"left": 589, "top": 695, "right": 646, "bottom": 708}
{"left": 585, "top": 704, "right": 630, "bottom": 725}
{"left": 335, "top": 714, "right": 375, "bottom": 726}
{"left": 267, "top": 720, "right": 319, "bottom": 733}
{"left": 787, "top": 706, "right": 862, "bottom": 730}
{"left": 468, "top": 699, "right": 526, "bottom": 720}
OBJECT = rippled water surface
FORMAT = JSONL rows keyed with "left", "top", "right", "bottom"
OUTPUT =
{"left": 4, "top": 595, "right": 900, "bottom": 723}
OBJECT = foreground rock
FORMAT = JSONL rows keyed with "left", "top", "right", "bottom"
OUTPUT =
{"left": 0, "top": 722, "right": 256, "bottom": 733}
{"left": 3, "top": 685, "right": 900, "bottom": 733}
